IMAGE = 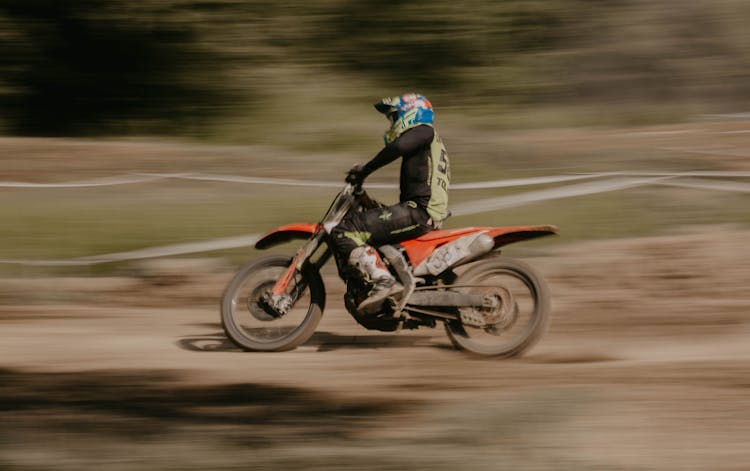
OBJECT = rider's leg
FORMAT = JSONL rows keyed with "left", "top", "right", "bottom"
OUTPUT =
{"left": 348, "top": 245, "right": 401, "bottom": 313}
{"left": 330, "top": 210, "right": 399, "bottom": 312}
{"left": 330, "top": 202, "right": 432, "bottom": 313}
{"left": 365, "top": 201, "right": 432, "bottom": 247}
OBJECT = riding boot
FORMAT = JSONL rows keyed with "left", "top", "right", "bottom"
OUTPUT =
{"left": 348, "top": 246, "right": 403, "bottom": 314}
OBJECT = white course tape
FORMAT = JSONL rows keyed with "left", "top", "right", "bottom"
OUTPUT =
{"left": 78, "top": 234, "right": 262, "bottom": 263}
{"left": 138, "top": 172, "right": 614, "bottom": 190}
{"left": 0, "top": 172, "right": 616, "bottom": 190}
{"left": 602, "top": 171, "right": 750, "bottom": 178}
{"left": 148, "top": 173, "right": 357, "bottom": 188}
{"left": 655, "top": 178, "right": 750, "bottom": 193}
{"left": 450, "top": 176, "right": 674, "bottom": 217}
{"left": 135, "top": 171, "right": 750, "bottom": 188}
{"left": 657, "top": 147, "right": 750, "bottom": 158}
{"left": 1, "top": 173, "right": 747, "bottom": 266}
{"left": 0, "top": 174, "right": 170, "bottom": 188}
{"left": 0, "top": 259, "right": 96, "bottom": 267}
{"left": 449, "top": 173, "right": 609, "bottom": 189}
{"left": 0, "top": 234, "right": 261, "bottom": 266}
{"left": 2, "top": 171, "right": 748, "bottom": 190}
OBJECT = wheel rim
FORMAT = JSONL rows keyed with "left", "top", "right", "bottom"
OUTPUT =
{"left": 452, "top": 267, "right": 541, "bottom": 354}
{"left": 227, "top": 263, "right": 313, "bottom": 346}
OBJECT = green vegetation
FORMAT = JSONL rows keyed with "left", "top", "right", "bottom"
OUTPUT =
{"left": 1, "top": 1, "right": 749, "bottom": 272}
{"left": 0, "top": 185, "right": 332, "bottom": 259}
{"left": 2, "top": 167, "right": 749, "bottom": 270}
{"left": 2, "top": 0, "right": 750, "bottom": 138}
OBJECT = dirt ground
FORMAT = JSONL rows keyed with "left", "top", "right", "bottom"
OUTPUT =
{"left": 1, "top": 225, "right": 749, "bottom": 470}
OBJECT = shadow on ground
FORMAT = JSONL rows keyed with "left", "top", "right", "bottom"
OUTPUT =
{"left": 0, "top": 367, "right": 596, "bottom": 470}
{"left": 0, "top": 368, "right": 398, "bottom": 439}
{"left": 0, "top": 367, "right": 412, "bottom": 469}
{"left": 177, "top": 324, "right": 439, "bottom": 353}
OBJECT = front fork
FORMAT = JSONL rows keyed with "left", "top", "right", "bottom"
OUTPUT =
{"left": 263, "top": 233, "right": 331, "bottom": 317}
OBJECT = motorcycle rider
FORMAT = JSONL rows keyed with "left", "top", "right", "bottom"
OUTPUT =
{"left": 332, "top": 93, "right": 450, "bottom": 313}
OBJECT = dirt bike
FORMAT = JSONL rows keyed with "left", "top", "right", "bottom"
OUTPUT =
{"left": 221, "top": 182, "right": 557, "bottom": 356}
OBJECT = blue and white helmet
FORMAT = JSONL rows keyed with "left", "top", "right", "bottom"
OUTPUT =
{"left": 374, "top": 93, "right": 434, "bottom": 144}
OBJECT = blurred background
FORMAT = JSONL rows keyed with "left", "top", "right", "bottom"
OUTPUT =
{"left": 1, "top": 1, "right": 750, "bottom": 470}
{"left": 3, "top": 0, "right": 750, "bottom": 139}
{"left": 1, "top": 0, "right": 749, "bottom": 264}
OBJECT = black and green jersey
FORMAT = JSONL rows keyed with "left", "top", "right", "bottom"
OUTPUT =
{"left": 361, "top": 125, "right": 450, "bottom": 222}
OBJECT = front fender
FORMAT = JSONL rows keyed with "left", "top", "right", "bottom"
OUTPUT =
{"left": 255, "top": 223, "right": 320, "bottom": 250}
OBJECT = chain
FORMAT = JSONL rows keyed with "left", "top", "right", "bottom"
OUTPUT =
{"left": 413, "top": 283, "right": 501, "bottom": 291}
{"left": 402, "top": 305, "right": 458, "bottom": 320}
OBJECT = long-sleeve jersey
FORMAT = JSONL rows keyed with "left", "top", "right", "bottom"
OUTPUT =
{"left": 361, "top": 125, "right": 450, "bottom": 222}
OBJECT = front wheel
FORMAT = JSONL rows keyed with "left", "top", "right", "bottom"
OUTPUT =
{"left": 445, "top": 256, "right": 550, "bottom": 357}
{"left": 221, "top": 255, "right": 325, "bottom": 351}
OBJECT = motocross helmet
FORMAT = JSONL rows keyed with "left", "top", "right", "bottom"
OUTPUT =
{"left": 374, "top": 93, "right": 434, "bottom": 144}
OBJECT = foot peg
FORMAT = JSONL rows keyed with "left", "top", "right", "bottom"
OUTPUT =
{"left": 358, "top": 281, "right": 403, "bottom": 314}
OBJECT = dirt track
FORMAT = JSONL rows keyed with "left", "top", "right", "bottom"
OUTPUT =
{"left": 1, "top": 225, "right": 749, "bottom": 470}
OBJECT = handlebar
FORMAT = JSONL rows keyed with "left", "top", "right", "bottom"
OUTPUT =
{"left": 342, "top": 181, "right": 364, "bottom": 196}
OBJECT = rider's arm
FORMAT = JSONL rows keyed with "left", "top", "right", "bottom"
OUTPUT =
{"left": 360, "top": 125, "right": 434, "bottom": 178}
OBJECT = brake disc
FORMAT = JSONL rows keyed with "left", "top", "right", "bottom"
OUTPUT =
{"left": 247, "top": 282, "right": 279, "bottom": 321}
{"left": 460, "top": 286, "right": 518, "bottom": 329}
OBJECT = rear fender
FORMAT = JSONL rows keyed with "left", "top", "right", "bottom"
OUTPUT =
{"left": 402, "top": 224, "right": 558, "bottom": 267}
{"left": 255, "top": 223, "right": 320, "bottom": 250}
{"left": 486, "top": 225, "right": 558, "bottom": 248}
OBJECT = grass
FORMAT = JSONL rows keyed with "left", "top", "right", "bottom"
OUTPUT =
{"left": 0, "top": 185, "right": 333, "bottom": 260}
{"left": 3, "top": 179, "right": 747, "bottom": 263}
{"left": 1, "top": 120, "right": 749, "bottom": 273}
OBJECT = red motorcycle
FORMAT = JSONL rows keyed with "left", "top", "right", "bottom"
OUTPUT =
{"left": 221, "top": 183, "right": 557, "bottom": 356}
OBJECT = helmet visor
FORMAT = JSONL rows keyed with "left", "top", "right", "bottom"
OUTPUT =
{"left": 374, "top": 102, "right": 394, "bottom": 114}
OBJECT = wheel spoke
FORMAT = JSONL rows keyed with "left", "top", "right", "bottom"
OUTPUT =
{"left": 221, "top": 256, "right": 324, "bottom": 351}
{"left": 444, "top": 257, "right": 550, "bottom": 357}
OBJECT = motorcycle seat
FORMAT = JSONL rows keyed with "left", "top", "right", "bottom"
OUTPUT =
{"left": 410, "top": 227, "right": 484, "bottom": 242}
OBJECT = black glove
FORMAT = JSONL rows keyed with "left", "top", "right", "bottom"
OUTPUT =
{"left": 357, "top": 190, "right": 381, "bottom": 210}
{"left": 345, "top": 164, "right": 366, "bottom": 185}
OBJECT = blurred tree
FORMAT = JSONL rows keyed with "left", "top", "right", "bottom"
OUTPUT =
{"left": 2, "top": 0, "right": 749, "bottom": 136}
{"left": 306, "top": 0, "right": 573, "bottom": 108}
{"left": 312, "top": 0, "right": 471, "bottom": 87}
{"left": 0, "top": 0, "right": 232, "bottom": 135}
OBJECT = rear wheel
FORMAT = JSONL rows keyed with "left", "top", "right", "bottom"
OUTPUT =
{"left": 221, "top": 255, "right": 325, "bottom": 351}
{"left": 445, "top": 256, "right": 550, "bottom": 357}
